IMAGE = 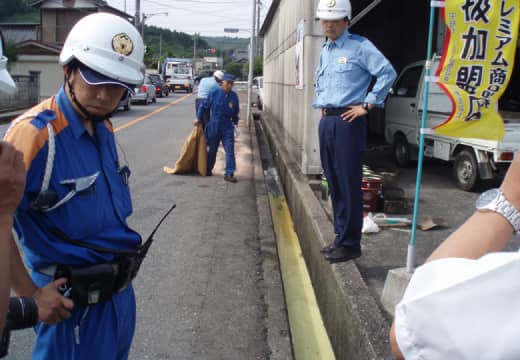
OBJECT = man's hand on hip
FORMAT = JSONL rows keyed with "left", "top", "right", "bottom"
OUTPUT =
{"left": 340, "top": 105, "right": 368, "bottom": 122}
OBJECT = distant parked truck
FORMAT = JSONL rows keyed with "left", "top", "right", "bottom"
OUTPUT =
{"left": 162, "top": 58, "right": 194, "bottom": 93}
{"left": 385, "top": 57, "right": 520, "bottom": 191}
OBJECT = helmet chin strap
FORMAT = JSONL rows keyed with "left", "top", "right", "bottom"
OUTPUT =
{"left": 66, "top": 75, "right": 113, "bottom": 124}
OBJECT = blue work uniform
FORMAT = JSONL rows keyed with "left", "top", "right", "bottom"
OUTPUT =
{"left": 196, "top": 76, "right": 220, "bottom": 129}
{"left": 4, "top": 87, "right": 141, "bottom": 360}
{"left": 197, "top": 87, "right": 240, "bottom": 177}
{"left": 313, "top": 29, "right": 396, "bottom": 251}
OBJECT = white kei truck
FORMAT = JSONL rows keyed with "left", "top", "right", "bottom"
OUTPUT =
{"left": 162, "top": 58, "right": 194, "bottom": 93}
{"left": 384, "top": 57, "right": 520, "bottom": 191}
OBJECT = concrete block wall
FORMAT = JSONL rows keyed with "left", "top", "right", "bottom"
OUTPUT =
{"left": 262, "top": 0, "right": 323, "bottom": 175}
{"left": 11, "top": 55, "right": 62, "bottom": 100}
{"left": 0, "top": 73, "right": 40, "bottom": 112}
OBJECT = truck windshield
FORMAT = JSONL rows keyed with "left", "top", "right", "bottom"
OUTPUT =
{"left": 174, "top": 67, "right": 190, "bottom": 74}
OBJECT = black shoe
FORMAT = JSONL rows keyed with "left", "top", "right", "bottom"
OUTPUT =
{"left": 224, "top": 175, "right": 237, "bottom": 183}
{"left": 320, "top": 242, "right": 338, "bottom": 254}
{"left": 324, "top": 247, "right": 361, "bottom": 264}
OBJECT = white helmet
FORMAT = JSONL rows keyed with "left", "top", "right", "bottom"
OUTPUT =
{"left": 213, "top": 70, "right": 224, "bottom": 80}
{"left": 316, "top": 0, "right": 352, "bottom": 21}
{"left": 59, "top": 12, "right": 145, "bottom": 86}
{"left": 0, "top": 31, "right": 16, "bottom": 94}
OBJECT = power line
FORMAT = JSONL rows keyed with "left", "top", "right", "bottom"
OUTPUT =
{"left": 149, "top": 5, "right": 248, "bottom": 23}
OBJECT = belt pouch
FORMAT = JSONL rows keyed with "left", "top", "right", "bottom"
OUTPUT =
{"left": 114, "top": 255, "right": 142, "bottom": 292}
{"left": 55, "top": 264, "right": 117, "bottom": 307}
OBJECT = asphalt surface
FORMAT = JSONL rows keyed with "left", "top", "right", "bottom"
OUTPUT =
{"left": 2, "top": 91, "right": 286, "bottom": 359}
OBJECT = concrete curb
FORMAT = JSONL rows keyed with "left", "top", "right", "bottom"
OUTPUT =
{"left": 260, "top": 111, "right": 393, "bottom": 359}
{"left": 249, "top": 113, "right": 293, "bottom": 359}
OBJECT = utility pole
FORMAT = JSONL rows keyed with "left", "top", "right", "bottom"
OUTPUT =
{"left": 158, "top": 32, "right": 163, "bottom": 71}
{"left": 140, "top": 12, "right": 168, "bottom": 39}
{"left": 159, "top": 32, "right": 163, "bottom": 58}
{"left": 193, "top": 33, "right": 197, "bottom": 59}
{"left": 256, "top": 0, "right": 261, "bottom": 56}
{"left": 134, "top": 0, "right": 140, "bottom": 29}
{"left": 141, "top": 13, "right": 146, "bottom": 37}
{"left": 246, "top": 0, "right": 257, "bottom": 127}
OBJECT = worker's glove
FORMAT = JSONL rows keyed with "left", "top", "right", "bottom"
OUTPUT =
{"left": 234, "top": 125, "right": 241, "bottom": 138}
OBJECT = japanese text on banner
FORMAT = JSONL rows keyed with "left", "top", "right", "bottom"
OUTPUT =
{"left": 434, "top": 0, "right": 519, "bottom": 141}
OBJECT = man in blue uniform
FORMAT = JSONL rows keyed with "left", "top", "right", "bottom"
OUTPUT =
{"left": 313, "top": 0, "right": 396, "bottom": 263}
{"left": 195, "top": 70, "right": 224, "bottom": 129}
{"left": 197, "top": 73, "right": 240, "bottom": 183}
{"left": 4, "top": 13, "right": 147, "bottom": 359}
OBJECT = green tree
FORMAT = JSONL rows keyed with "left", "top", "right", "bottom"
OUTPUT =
{"left": 224, "top": 62, "right": 243, "bottom": 79}
{"left": 0, "top": 0, "right": 35, "bottom": 22}
{"left": 242, "top": 56, "right": 263, "bottom": 77}
{"left": 5, "top": 40, "right": 18, "bottom": 68}
{"left": 143, "top": 25, "right": 210, "bottom": 60}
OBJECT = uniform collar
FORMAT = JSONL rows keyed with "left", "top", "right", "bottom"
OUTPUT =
{"left": 56, "top": 86, "right": 87, "bottom": 139}
{"left": 56, "top": 86, "right": 109, "bottom": 140}
{"left": 325, "top": 29, "right": 350, "bottom": 49}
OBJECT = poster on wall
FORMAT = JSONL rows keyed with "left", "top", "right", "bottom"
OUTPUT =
{"left": 434, "top": 0, "right": 519, "bottom": 141}
{"left": 295, "top": 20, "right": 304, "bottom": 90}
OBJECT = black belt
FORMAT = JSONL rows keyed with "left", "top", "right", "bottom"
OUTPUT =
{"left": 323, "top": 107, "right": 349, "bottom": 116}
{"left": 39, "top": 203, "right": 177, "bottom": 307}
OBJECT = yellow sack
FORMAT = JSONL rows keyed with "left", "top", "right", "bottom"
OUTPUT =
{"left": 163, "top": 124, "right": 207, "bottom": 176}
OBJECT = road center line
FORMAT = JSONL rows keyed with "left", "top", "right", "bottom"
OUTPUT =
{"left": 114, "top": 93, "right": 193, "bottom": 133}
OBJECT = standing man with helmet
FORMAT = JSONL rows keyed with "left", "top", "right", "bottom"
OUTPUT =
{"left": 314, "top": 0, "right": 396, "bottom": 263}
{"left": 0, "top": 30, "right": 27, "bottom": 332}
{"left": 4, "top": 13, "right": 147, "bottom": 359}
{"left": 198, "top": 73, "right": 240, "bottom": 182}
{"left": 195, "top": 70, "right": 224, "bottom": 129}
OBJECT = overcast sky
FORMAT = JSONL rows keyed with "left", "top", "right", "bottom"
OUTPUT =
{"left": 106, "top": 0, "right": 272, "bottom": 38}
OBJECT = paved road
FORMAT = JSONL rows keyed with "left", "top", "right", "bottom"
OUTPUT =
{"left": 3, "top": 92, "right": 284, "bottom": 359}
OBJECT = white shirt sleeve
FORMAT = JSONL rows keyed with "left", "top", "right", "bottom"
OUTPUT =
{"left": 394, "top": 252, "right": 520, "bottom": 360}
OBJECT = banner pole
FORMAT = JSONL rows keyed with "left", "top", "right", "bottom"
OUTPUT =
{"left": 406, "top": 3, "right": 439, "bottom": 273}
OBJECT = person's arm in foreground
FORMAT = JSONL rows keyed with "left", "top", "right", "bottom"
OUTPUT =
{"left": 2, "top": 131, "right": 74, "bottom": 325}
{"left": 9, "top": 233, "right": 74, "bottom": 324}
{"left": 0, "top": 141, "right": 25, "bottom": 330}
{"left": 390, "top": 152, "right": 520, "bottom": 358}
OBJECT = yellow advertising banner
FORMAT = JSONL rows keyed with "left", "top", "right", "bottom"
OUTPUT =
{"left": 434, "top": 0, "right": 519, "bottom": 140}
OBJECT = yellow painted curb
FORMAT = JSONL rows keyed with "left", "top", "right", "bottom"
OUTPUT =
{"left": 268, "top": 194, "right": 335, "bottom": 360}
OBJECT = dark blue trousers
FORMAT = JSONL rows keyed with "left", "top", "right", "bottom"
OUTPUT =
{"left": 319, "top": 114, "right": 366, "bottom": 251}
{"left": 206, "top": 122, "right": 235, "bottom": 177}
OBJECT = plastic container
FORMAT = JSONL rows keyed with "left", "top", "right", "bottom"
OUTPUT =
{"left": 362, "top": 175, "right": 383, "bottom": 212}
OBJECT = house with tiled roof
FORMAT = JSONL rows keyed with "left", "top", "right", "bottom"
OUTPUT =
{"left": 3, "top": 0, "right": 133, "bottom": 100}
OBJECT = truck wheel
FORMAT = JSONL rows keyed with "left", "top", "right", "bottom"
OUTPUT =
{"left": 393, "top": 134, "right": 411, "bottom": 167}
{"left": 453, "top": 149, "right": 479, "bottom": 191}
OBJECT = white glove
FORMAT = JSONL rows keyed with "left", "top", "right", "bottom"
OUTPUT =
{"left": 234, "top": 125, "right": 241, "bottom": 137}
